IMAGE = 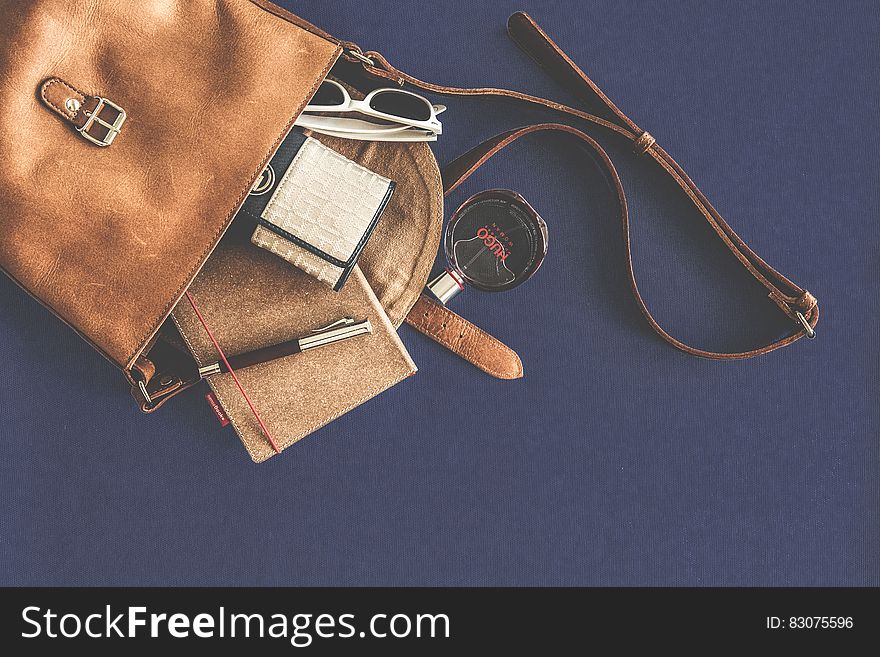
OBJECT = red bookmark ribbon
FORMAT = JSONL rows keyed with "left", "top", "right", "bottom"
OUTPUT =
{"left": 184, "top": 290, "right": 280, "bottom": 453}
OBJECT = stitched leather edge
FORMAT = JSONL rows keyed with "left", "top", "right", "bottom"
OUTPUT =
{"left": 248, "top": 0, "right": 340, "bottom": 44}
{"left": 40, "top": 78, "right": 87, "bottom": 120}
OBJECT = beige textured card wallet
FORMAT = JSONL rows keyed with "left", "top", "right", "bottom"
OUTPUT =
{"left": 251, "top": 135, "right": 395, "bottom": 291}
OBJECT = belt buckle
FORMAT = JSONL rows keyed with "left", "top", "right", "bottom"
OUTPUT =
{"left": 78, "top": 97, "right": 126, "bottom": 147}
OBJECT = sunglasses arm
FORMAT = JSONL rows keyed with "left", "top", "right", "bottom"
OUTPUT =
{"left": 301, "top": 126, "right": 438, "bottom": 142}
{"left": 296, "top": 114, "right": 415, "bottom": 135}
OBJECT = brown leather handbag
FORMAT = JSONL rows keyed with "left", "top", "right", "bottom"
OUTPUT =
{"left": 0, "top": 0, "right": 446, "bottom": 461}
{"left": 0, "top": 2, "right": 818, "bottom": 460}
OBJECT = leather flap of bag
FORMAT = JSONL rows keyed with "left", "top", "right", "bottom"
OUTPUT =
{"left": 0, "top": 0, "right": 341, "bottom": 368}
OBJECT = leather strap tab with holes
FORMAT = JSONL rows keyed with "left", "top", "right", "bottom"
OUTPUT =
{"left": 380, "top": 11, "right": 817, "bottom": 362}
{"left": 407, "top": 294, "right": 523, "bottom": 379}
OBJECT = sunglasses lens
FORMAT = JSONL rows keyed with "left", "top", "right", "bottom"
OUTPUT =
{"left": 369, "top": 90, "right": 432, "bottom": 122}
{"left": 310, "top": 82, "right": 345, "bottom": 107}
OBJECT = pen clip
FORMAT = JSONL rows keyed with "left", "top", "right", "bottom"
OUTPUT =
{"left": 311, "top": 317, "right": 355, "bottom": 334}
{"left": 299, "top": 317, "right": 373, "bottom": 351}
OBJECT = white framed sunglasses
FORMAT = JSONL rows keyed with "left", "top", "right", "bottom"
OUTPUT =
{"left": 302, "top": 79, "right": 443, "bottom": 135}
{"left": 294, "top": 114, "right": 440, "bottom": 142}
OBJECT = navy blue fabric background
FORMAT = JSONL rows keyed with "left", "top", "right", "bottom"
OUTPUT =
{"left": 1, "top": 0, "right": 877, "bottom": 586}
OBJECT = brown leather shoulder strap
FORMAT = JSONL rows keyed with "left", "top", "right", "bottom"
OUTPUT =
{"left": 440, "top": 123, "right": 817, "bottom": 359}
{"left": 352, "top": 12, "right": 818, "bottom": 359}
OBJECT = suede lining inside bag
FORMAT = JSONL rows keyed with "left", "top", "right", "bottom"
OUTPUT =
{"left": 0, "top": 0, "right": 818, "bottom": 461}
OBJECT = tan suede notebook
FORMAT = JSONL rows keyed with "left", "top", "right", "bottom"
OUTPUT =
{"left": 171, "top": 241, "right": 416, "bottom": 462}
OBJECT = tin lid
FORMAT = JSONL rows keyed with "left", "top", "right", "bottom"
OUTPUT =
{"left": 444, "top": 189, "right": 548, "bottom": 293}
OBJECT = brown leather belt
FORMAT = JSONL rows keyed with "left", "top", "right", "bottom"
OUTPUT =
{"left": 349, "top": 11, "right": 818, "bottom": 371}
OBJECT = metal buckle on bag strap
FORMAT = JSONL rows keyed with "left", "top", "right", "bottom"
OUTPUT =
{"left": 137, "top": 380, "right": 154, "bottom": 407}
{"left": 78, "top": 97, "right": 127, "bottom": 147}
{"left": 347, "top": 49, "right": 375, "bottom": 67}
{"left": 795, "top": 311, "right": 816, "bottom": 339}
{"left": 341, "top": 42, "right": 375, "bottom": 67}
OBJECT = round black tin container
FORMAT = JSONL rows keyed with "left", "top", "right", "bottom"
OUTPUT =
{"left": 444, "top": 189, "right": 548, "bottom": 293}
